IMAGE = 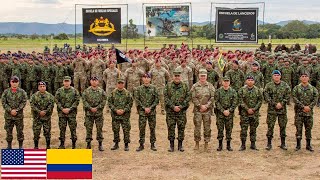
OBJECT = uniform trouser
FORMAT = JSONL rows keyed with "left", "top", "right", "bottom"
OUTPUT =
{"left": 0, "top": 79, "right": 9, "bottom": 97}
{"left": 4, "top": 118, "right": 24, "bottom": 142}
{"left": 54, "top": 82, "right": 63, "bottom": 93}
{"left": 266, "top": 113, "right": 288, "bottom": 139}
{"left": 240, "top": 116, "right": 259, "bottom": 142}
{"left": 156, "top": 87, "right": 165, "bottom": 110}
{"left": 58, "top": 117, "right": 77, "bottom": 141}
{"left": 166, "top": 114, "right": 187, "bottom": 141}
{"left": 216, "top": 115, "right": 234, "bottom": 141}
{"left": 74, "top": 73, "right": 86, "bottom": 93}
{"left": 84, "top": 116, "right": 104, "bottom": 142}
{"left": 139, "top": 115, "right": 156, "bottom": 144}
{"left": 295, "top": 115, "right": 313, "bottom": 140}
{"left": 33, "top": 118, "right": 51, "bottom": 141}
{"left": 26, "top": 81, "right": 38, "bottom": 97}
{"left": 112, "top": 118, "right": 131, "bottom": 143}
{"left": 193, "top": 113, "right": 212, "bottom": 142}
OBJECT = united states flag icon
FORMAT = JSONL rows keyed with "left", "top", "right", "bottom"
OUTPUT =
{"left": 1, "top": 149, "right": 47, "bottom": 179}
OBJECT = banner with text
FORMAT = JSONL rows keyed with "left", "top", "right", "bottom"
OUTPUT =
{"left": 145, "top": 5, "right": 190, "bottom": 37}
{"left": 215, "top": 8, "right": 258, "bottom": 43}
{"left": 83, "top": 8, "right": 121, "bottom": 44}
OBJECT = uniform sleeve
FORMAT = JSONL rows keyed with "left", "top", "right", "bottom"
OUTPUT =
{"left": 214, "top": 89, "right": 224, "bottom": 113}
{"left": 164, "top": 84, "right": 174, "bottom": 110}
{"left": 16, "top": 90, "right": 27, "bottom": 112}
{"left": 30, "top": 94, "right": 41, "bottom": 113}
{"left": 206, "top": 85, "right": 215, "bottom": 108}
{"left": 150, "top": 86, "right": 159, "bottom": 110}
{"left": 180, "top": 84, "right": 191, "bottom": 110}
{"left": 238, "top": 88, "right": 249, "bottom": 111}
{"left": 108, "top": 92, "right": 116, "bottom": 112}
{"left": 134, "top": 87, "right": 145, "bottom": 109}
{"left": 55, "top": 89, "right": 63, "bottom": 110}
{"left": 281, "top": 83, "right": 291, "bottom": 105}
{"left": 1, "top": 90, "right": 11, "bottom": 112}
{"left": 82, "top": 89, "right": 91, "bottom": 110}
{"left": 264, "top": 84, "right": 274, "bottom": 106}
{"left": 253, "top": 88, "right": 263, "bottom": 111}
{"left": 96, "top": 90, "right": 107, "bottom": 110}
{"left": 46, "top": 94, "right": 55, "bottom": 114}
{"left": 191, "top": 85, "right": 201, "bottom": 107}
{"left": 229, "top": 90, "right": 238, "bottom": 113}
{"left": 123, "top": 93, "right": 133, "bottom": 113}
{"left": 292, "top": 86, "right": 304, "bottom": 108}
{"left": 70, "top": 89, "right": 80, "bottom": 110}
{"left": 309, "top": 87, "right": 319, "bottom": 109}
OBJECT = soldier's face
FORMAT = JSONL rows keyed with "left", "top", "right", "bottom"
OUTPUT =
{"left": 222, "top": 80, "right": 230, "bottom": 88}
{"left": 252, "top": 66, "right": 258, "bottom": 71}
{"left": 272, "top": 74, "right": 281, "bottom": 82}
{"left": 10, "top": 80, "right": 19, "bottom": 88}
{"left": 300, "top": 75, "right": 309, "bottom": 84}
{"left": 173, "top": 75, "right": 181, "bottom": 83}
{"left": 142, "top": 77, "right": 151, "bottom": 84}
{"left": 38, "top": 85, "right": 46, "bottom": 93}
{"left": 90, "top": 80, "right": 99, "bottom": 87}
{"left": 117, "top": 82, "right": 125, "bottom": 89}
{"left": 246, "top": 79, "right": 255, "bottom": 87}
{"left": 63, "top": 80, "right": 71, "bottom": 88}
{"left": 199, "top": 75, "right": 207, "bottom": 83}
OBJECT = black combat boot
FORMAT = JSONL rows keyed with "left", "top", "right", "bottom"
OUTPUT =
{"left": 46, "top": 140, "right": 51, "bottom": 149}
{"left": 34, "top": 140, "right": 39, "bottom": 149}
{"left": 279, "top": 137, "right": 287, "bottom": 150}
{"left": 239, "top": 139, "right": 246, "bottom": 151}
{"left": 98, "top": 142, "right": 104, "bottom": 151}
{"left": 72, "top": 140, "right": 76, "bottom": 149}
{"left": 306, "top": 139, "right": 314, "bottom": 152}
{"left": 250, "top": 141, "right": 258, "bottom": 150}
{"left": 178, "top": 140, "right": 184, "bottom": 152}
{"left": 136, "top": 143, "right": 144, "bottom": 152}
{"left": 266, "top": 137, "right": 272, "bottom": 150}
{"left": 86, "top": 142, "right": 91, "bottom": 149}
{"left": 151, "top": 143, "right": 157, "bottom": 151}
{"left": 295, "top": 138, "right": 301, "bottom": 151}
{"left": 226, "top": 141, "right": 233, "bottom": 151}
{"left": 7, "top": 141, "right": 12, "bottom": 149}
{"left": 110, "top": 142, "right": 119, "bottom": 150}
{"left": 217, "top": 140, "right": 223, "bottom": 151}
{"left": 168, "top": 140, "right": 174, "bottom": 152}
{"left": 124, "top": 143, "right": 129, "bottom": 151}
{"left": 59, "top": 140, "right": 65, "bottom": 149}
{"left": 18, "top": 141, "right": 23, "bottom": 149}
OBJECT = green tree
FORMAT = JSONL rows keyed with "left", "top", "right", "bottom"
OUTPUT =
{"left": 53, "top": 33, "right": 69, "bottom": 40}
{"left": 122, "top": 19, "right": 140, "bottom": 39}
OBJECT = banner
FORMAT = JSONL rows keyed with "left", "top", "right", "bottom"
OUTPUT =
{"left": 145, "top": 5, "right": 190, "bottom": 37}
{"left": 216, "top": 8, "right": 258, "bottom": 43}
{"left": 115, "top": 49, "right": 131, "bottom": 64}
{"left": 82, "top": 8, "right": 121, "bottom": 44}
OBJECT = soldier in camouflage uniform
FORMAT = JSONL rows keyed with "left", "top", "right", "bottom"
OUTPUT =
{"left": 206, "top": 61, "right": 220, "bottom": 89}
{"left": 55, "top": 76, "right": 80, "bottom": 149}
{"left": 246, "top": 62, "right": 264, "bottom": 89}
{"left": 0, "top": 59, "right": 10, "bottom": 97}
{"left": 238, "top": 76, "right": 263, "bottom": 151}
{"left": 89, "top": 55, "right": 106, "bottom": 88}
{"left": 164, "top": 69, "right": 190, "bottom": 152}
{"left": 191, "top": 69, "right": 215, "bottom": 151}
{"left": 54, "top": 61, "right": 68, "bottom": 93}
{"left": 262, "top": 55, "right": 278, "bottom": 87}
{"left": 296, "top": 57, "right": 312, "bottom": 83}
{"left": 30, "top": 81, "right": 55, "bottom": 149}
{"left": 150, "top": 59, "right": 171, "bottom": 115}
{"left": 225, "top": 60, "right": 245, "bottom": 92}
{"left": 134, "top": 73, "right": 159, "bottom": 152}
{"left": 175, "top": 59, "right": 193, "bottom": 89}
{"left": 26, "top": 61, "right": 39, "bottom": 98}
{"left": 214, "top": 77, "right": 238, "bottom": 151}
{"left": 108, "top": 77, "right": 133, "bottom": 151}
{"left": 82, "top": 77, "right": 107, "bottom": 151}
{"left": 264, "top": 70, "right": 291, "bottom": 150}
{"left": 292, "top": 72, "right": 318, "bottom": 151}
{"left": 124, "top": 59, "right": 144, "bottom": 94}
{"left": 1, "top": 76, "right": 28, "bottom": 149}
{"left": 72, "top": 53, "right": 87, "bottom": 94}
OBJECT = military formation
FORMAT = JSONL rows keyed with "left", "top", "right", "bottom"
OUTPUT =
{"left": 1, "top": 43, "right": 320, "bottom": 152}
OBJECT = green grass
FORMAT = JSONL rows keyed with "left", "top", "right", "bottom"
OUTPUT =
{"left": 0, "top": 37, "right": 319, "bottom": 52}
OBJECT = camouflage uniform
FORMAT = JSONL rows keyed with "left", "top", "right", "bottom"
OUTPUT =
{"left": 124, "top": 67, "right": 144, "bottom": 94}
{"left": 207, "top": 68, "right": 221, "bottom": 89}
{"left": 82, "top": 86, "right": 107, "bottom": 143}
{"left": 246, "top": 71, "right": 264, "bottom": 89}
{"left": 134, "top": 84, "right": 159, "bottom": 144}
{"left": 89, "top": 59, "right": 106, "bottom": 87}
{"left": 30, "top": 91, "right": 55, "bottom": 142}
{"left": 26, "top": 63, "right": 39, "bottom": 98}
{"left": 280, "top": 65, "right": 295, "bottom": 89}
{"left": 0, "top": 62, "right": 9, "bottom": 96}
{"left": 54, "top": 64, "right": 67, "bottom": 93}
{"left": 108, "top": 87, "right": 133, "bottom": 144}
{"left": 72, "top": 58, "right": 87, "bottom": 93}
{"left": 175, "top": 65, "right": 193, "bottom": 89}
{"left": 103, "top": 67, "right": 120, "bottom": 98}
{"left": 262, "top": 63, "right": 278, "bottom": 87}
{"left": 1, "top": 87, "right": 27, "bottom": 145}
{"left": 225, "top": 69, "right": 245, "bottom": 92}
{"left": 214, "top": 86, "right": 238, "bottom": 142}
{"left": 55, "top": 85, "right": 80, "bottom": 143}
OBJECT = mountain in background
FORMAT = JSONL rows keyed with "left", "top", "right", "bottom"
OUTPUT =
{"left": 0, "top": 20, "right": 318, "bottom": 35}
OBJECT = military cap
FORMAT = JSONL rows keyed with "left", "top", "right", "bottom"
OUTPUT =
{"left": 10, "top": 76, "right": 19, "bottom": 82}
{"left": 252, "top": 61, "right": 260, "bottom": 67}
{"left": 117, "top": 76, "right": 125, "bottom": 83}
{"left": 278, "top": 56, "right": 284, "bottom": 60}
{"left": 260, "top": 52, "right": 265, "bottom": 55}
{"left": 272, "top": 70, "right": 281, "bottom": 76}
{"left": 300, "top": 71, "right": 310, "bottom": 77}
{"left": 311, "top": 56, "right": 317, "bottom": 60}
{"left": 246, "top": 75, "right": 255, "bottom": 80}
{"left": 268, "top": 55, "right": 275, "bottom": 59}
{"left": 90, "top": 76, "right": 99, "bottom": 81}
{"left": 142, "top": 73, "right": 151, "bottom": 78}
{"left": 199, "top": 69, "right": 207, "bottom": 75}
{"left": 302, "top": 57, "right": 308, "bottom": 61}
{"left": 63, "top": 76, "right": 71, "bottom": 81}
{"left": 38, "top": 81, "right": 46, "bottom": 86}
{"left": 222, "top": 76, "right": 230, "bottom": 81}
{"left": 173, "top": 69, "right": 182, "bottom": 75}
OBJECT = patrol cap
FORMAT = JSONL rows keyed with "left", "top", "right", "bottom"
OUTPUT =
{"left": 300, "top": 71, "right": 310, "bottom": 77}
{"left": 302, "top": 57, "right": 308, "bottom": 61}
{"left": 246, "top": 75, "right": 255, "bottom": 80}
{"left": 268, "top": 55, "right": 275, "bottom": 59}
{"left": 38, "top": 81, "right": 46, "bottom": 86}
{"left": 272, "top": 70, "right": 281, "bottom": 76}
{"left": 90, "top": 76, "right": 99, "bottom": 81}
{"left": 10, "top": 76, "right": 19, "bottom": 82}
{"left": 117, "top": 77, "right": 125, "bottom": 83}
{"left": 142, "top": 73, "right": 151, "bottom": 78}
{"left": 222, "top": 76, "right": 230, "bottom": 81}
{"left": 252, "top": 61, "right": 260, "bottom": 67}
{"left": 199, "top": 68, "right": 207, "bottom": 75}
{"left": 311, "top": 56, "right": 317, "bottom": 60}
{"left": 63, "top": 76, "right": 71, "bottom": 81}
{"left": 173, "top": 68, "right": 182, "bottom": 75}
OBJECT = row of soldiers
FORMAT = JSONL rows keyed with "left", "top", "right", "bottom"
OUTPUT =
{"left": 1, "top": 64, "right": 318, "bottom": 152}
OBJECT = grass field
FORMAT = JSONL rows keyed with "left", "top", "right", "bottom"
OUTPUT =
{"left": 0, "top": 37, "right": 320, "bottom": 53}
{"left": 0, "top": 101, "right": 320, "bottom": 179}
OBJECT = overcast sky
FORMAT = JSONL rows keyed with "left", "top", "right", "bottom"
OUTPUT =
{"left": 2, "top": 0, "right": 320, "bottom": 24}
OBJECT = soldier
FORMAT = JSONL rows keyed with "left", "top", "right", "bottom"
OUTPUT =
{"left": 55, "top": 76, "right": 80, "bottom": 149}
{"left": 30, "top": 81, "right": 55, "bottom": 149}
{"left": 0, "top": 59, "right": 10, "bottom": 97}
{"left": 214, "top": 77, "right": 238, "bottom": 151}
{"left": 292, "top": 72, "right": 318, "bottom": 151}
{"left": 108, "top": 77, "right": 133, "bottom": 151}
{"left": 89, "top": 54, "right": 106, "bottom": 87}
{"left": 175, "top": 59, "right": 193, "bottom": 89}
{"left": 190, "top": 69, "right": 215, "bottom": 151}
{"left": 26, "top": 60, "right": 39, "bottom": 98}
{"left": 206, "top": 61, "right": 220, "bottom": 89}
{"left": 1, "top": 76, "right": 28, "bottom": 149}
{"left": 124, "top": 59, "right": 144, "bottom": 95}
{"left": 262, "top": 55, "right": 278, "bottom": 87}
{"left": 164, "top": 69, "right": 190, "bottom": 152}
{"left": 82, "top": 77, "right": 107, "bottom": 151}
{"left": 225, "top": 60, "right": 245, "bottom": 92}
{"left": 134, "top": 73, "right": 159, "bottom": 152}
{"left": 54, "top": 60, "right": 67, "bottom": 93}
{"left": 150, "top": 59, "right": 171, "bottom": 115}
{"left": 264, "top": 70, "right": 291, "bottom": 150}
{"left": 72, "top": 53, "right": 87, "bottom": 94}
{"left": 246, "top": 62, "right": 264, "bottom": 89}
{"left": 238, "top": 76, "right": 263, "bottom": 151}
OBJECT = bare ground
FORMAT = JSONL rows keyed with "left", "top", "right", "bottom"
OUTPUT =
{"left": 1, "top": 101, "right": 320, "bottom": 180}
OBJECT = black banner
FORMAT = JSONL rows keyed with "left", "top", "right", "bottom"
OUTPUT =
{"left": 82, "top": 8, "right": 121, "bottom": 44}
{"left": 216, "top": 8, "right": 258, "bottom": 43}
